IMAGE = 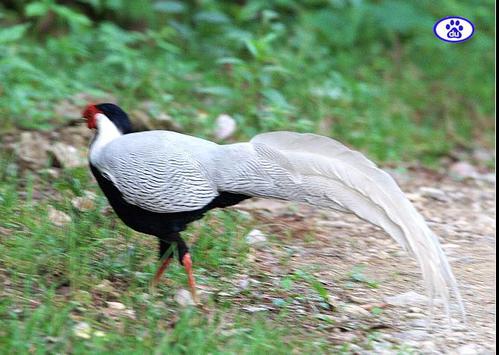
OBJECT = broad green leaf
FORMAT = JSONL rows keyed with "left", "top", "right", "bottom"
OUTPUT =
{"left": 0, "top": 24, "right": 30, "bottom": 44}
{"left": 25, "top": 2, "right": 49, "bottom": 17}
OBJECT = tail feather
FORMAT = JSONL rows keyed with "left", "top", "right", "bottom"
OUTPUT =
{"left": 250, "top": 132, "right": 464, "bottom": 318}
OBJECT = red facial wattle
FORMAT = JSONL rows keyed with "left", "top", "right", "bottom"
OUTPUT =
{"left": 82, "top": 104, "right": 101, "bottom": 129}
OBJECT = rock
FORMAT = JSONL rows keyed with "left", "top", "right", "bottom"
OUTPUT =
{"left": 406, "top": 192, "right": 424, "bottom": 203}
{"left": 106, "top": 301, "right": 126, "bottom": 310}
{"left": 342, "top": 304, "right": 371, "bottom": 317}
{"left": 237, "top": 276, "right": 250, "bottom": 290}
{"left": 420, "top": 340, "right": 437, "bottom": 352}
{"left": 242, "top": 306, "right": 268, "bottom": 313}
{"left": 472, "top": 148, "right": 493, "bottom": 163}
{"left": 95, "top": 280, "right": 116, "bottom": 294}
{"left": 73, "top": 322, "right": 92, "bottom": 339}
{"left": 394, "top": 329, "right": 429, "bottom": 342}
{"left": 450, "top": 161, "right": 478, "bottom": 180}
{"left": 103, "top": 302, "right": 136, "bottom": 320}
{"left": 384, "top": 291, "right": 429, "bottom": 306}
{"left": 17, "top": 132, "right": 50, "bottom": 170}
{"left": 476, "top": 215, "right": 496, "bottom": 235}
{"left": 410, "top": 318, "right": 429, "bottom": 328}
{"left": 245, "top": 229, "right": 267, "bottom": 248}
{"left": 49, "top": 142, "right": 86, "bottom": 168}
{"left": 419, "top": 187, "right": 449, "bottom": 202}
{"left": 475, "top": 173, "right": 495, "bottom": 184}
{"left": 73, "top": 290, "right": 92, "bottom": 305}
{"left": 214, "top": 114, "right": 236, "bottom": 140}
{"left": 71, "top": 191, "right": 96, "bottom": 211}
{"left": 327, "top": 294, "right": 341, "bottom": 308}
{"left": 175, "top": 289, "right": 196, "bottom": 307}
{"left": 48, "top": 206, "right": 71, "bottom": 227}
{"left": 60, "top": 125, "right": 93, "bottom": 148}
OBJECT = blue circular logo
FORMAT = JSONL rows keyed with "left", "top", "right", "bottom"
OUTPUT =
{"left": 433, "top": 16, "right": 475, "bottom": 43}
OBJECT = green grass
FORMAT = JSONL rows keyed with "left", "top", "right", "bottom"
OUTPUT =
{"left": 0, "top": 156, "right": 339, "bottom": 353}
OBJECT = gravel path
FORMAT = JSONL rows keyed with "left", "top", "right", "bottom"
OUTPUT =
{"left": 238, "top": 169, "right": 496, "bottom": 354}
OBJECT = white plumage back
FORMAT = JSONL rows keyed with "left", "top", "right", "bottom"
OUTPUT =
{"left": 218, "top": 131, "right": 464, "bottom": 317}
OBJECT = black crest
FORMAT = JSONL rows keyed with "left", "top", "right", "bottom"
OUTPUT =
{"left": 96, "top": 103, "right": 133, "bottom": 134}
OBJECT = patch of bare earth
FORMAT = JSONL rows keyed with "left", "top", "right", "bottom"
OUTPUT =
{"left": 235, "top": 171, "right": 495, "bottom": 354}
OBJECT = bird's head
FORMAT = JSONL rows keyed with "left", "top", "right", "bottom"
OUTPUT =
{"left": 82, "top": 103, "right": 133, "bottom": 134}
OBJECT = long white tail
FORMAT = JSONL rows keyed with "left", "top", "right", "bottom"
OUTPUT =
{"left": 218, "top": 132, "right": 464, "bottom": 317}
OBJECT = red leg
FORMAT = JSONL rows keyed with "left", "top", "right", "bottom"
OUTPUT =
{"left": 151, "top": 257, "right": 173, "bottom": 287}
{"left": 181, "top": 253, "right": 199, "bottom": 304}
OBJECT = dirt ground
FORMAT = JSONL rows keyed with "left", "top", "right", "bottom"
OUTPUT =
{"left": 236, "top": 169, "right": 496, "bottom": 354}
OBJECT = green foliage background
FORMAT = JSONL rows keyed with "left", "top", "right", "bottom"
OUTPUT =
{"left": 0, "top": 0, "right": 495, "bottom": 162}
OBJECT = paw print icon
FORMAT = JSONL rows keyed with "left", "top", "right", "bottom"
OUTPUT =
{"left": 446, "top": 20, "right": 464, "bottom": 38}
{"left": 434, "top": 17, "right": 475, "bottom": 43}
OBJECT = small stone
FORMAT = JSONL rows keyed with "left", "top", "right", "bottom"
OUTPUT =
{"left": 49, "top": 143, "right": 86, "bottom": 168}
{"left": 175, "top": 289, "right": 196, "bottom": 307}
{"left": 124, "top": 309, "right": 136, "bottom": 319}
{"left": 214, "top": 114, "right": 236, "bottom": 140}
{"left": 45, "top": 336, "right": 60, "bottom": 343}
{"left": 419, "top": 187, "right": 449, "bottom": 202}
{"left": 410, "top": 318, "right": 428, "bottom": 328}
{"left": 450, "top": 161, "right": 478, "bottom": 180}
{"left": 408, "top": 306, "right": 423, "bottom": 313}
{"left": 394, "top": 329, "right": 429, "bottom": 341}
{"left": 106, "top": 301, "right": 126, "bottom": 310}
{"left": 476, "top": 173, "right": 495, "bottom": 184}
{"left": 342, "top": 304, "right": 371, "bottom": 317}
{"left": 472, "top": 148, "right": 493, "bottom": 162}
{"left": 95, "top": 280, "right": 116, "bottom": 295}
{"left": 242, "top": 306, "right": 268, "bottom": 313}
{"left": 406, "top": 192, "right": 424, "bottom": 203}
{"left": 71, "top": 191, "right": 96, "bottom": 211}
{"left": 48, "top": 206, "right": 71, "bottom": 227}
{"left": 384, "top": 291, "right": 429, "bottom": 306}
{"left": 421, "top": 341, "right": 437, "bottom": 352}
{"left": 73, "top": 290, "right": 92, "bottom": 304}
{"left": 327, "top": 294, "right": 341, "bottom": 308}
{"left": 73, "top": 322, "right": 92, "bottom": 339}
{"left": 238, "top": 277, "right": 250, "bottom": 290}
{"left": 245, "top": 229, "right": 267, "bottom": 248}
{"left": 17, "top": 132, "right": 50, "bottom": 170}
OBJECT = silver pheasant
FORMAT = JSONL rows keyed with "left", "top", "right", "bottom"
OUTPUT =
{"left": 84, "top": 103, "right": 464, "bottom": 319}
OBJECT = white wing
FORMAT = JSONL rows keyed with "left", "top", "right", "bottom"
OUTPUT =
{"left": 94, "top": 131, "right": 219, "bottom": 213}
